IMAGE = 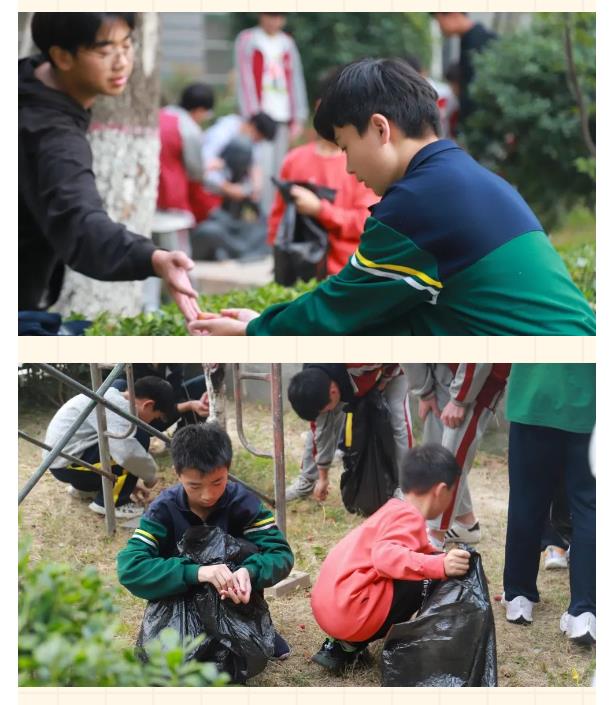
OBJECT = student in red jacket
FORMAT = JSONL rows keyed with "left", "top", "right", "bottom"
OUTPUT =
{"left": 268, "top": 71, "right": 378, "bottom": 275}
{"left": 310, "top": 444, "right": 470, "bottom": 673}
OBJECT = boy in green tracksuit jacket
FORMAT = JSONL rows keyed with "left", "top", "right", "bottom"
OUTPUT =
{"left": 188, "top": 58, "right": 595, "bottom": 337}
{"left": 117, "top": 423, "right": 294, "bottom": 658}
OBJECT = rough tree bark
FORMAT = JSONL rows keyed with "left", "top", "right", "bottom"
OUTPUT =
{"left": 53, "top": 13, "right": 161, "bottom": 319}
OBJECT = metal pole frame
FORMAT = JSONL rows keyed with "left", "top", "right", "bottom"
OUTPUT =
{"left": 18, "top": 364, "right": 125, "bottom": 504}
{"left": 19, "top": 363, "right": 273, "bottom": 520}
{"left": 18, "top": 431, "right": 116, "bottom": 482}
{"left": 90, "top": 364, "right": 117, "bottom": 535}
{"left": 232, "top": 364, "right": 287, "bottom": 536}
{"left": 37, "top": 364, "right": 171, "bottom": 445}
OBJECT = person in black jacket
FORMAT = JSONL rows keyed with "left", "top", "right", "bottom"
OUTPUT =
{"left": 432, "top": 12, "right": 497, "bottom": 128}
{"left": 18, "top": 13, "right": 201, "bottom": 334}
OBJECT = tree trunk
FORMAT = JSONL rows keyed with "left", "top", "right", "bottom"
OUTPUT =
{"left": 53, "top": 13, "right": 161, "bottom": 319}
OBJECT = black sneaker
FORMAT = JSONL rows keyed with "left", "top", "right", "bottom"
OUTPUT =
{"left": 311, "top": 638, "right": 369, "bottom": 673}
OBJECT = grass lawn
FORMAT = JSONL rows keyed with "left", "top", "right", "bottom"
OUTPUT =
{"left": 18, "top": 398, "right": 595, "bottom": 687}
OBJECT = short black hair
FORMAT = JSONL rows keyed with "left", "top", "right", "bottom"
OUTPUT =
{"left": 288, "top": 368, "right": 333, "bottom": 422}
{"left": 133, "top": 376, "right": 176, "bottom": 419}
{"left": 179, "top": 83, "right": 215, "bottom": 112}
{"left": 171, "top": 422, "right": 233, "bottom": 475}
{"left": 31, "top": 13, "right": 136, "bottom": 60}
{"left": 313, "top": 58, "right": 441, "bottom": 142}
{"left": 249, "top": 112, "right": 277, "bottom": 141}
{"left": 403, "top": 53, "right": 423, "bottom": 74}
{"left": 316, "top": 67, "right": 341, "bottom": 102}
{"left": 400, "top": 444, "right": 461, "bottom": 494}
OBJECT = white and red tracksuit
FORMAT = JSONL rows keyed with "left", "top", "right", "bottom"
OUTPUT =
{"left": 403, "top": 363, "right": 511, "bottom": 531}
{"left": 234, "top": 26, "right": 308, "bottom": 214}
{"left": 290, "top": 364, "right": 412, "bottom": 497}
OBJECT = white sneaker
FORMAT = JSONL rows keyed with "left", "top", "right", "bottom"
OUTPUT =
{"left": 560, "top": 612, "right": 596, "bottom": 645}
{"left": 285, "top": 480, "right": 314, "bottom": 502}
{"left": 502, "top": 594, "right": 534, "bottom": 625}
{"left": 88, "top": 501, "right": 144, "bottom": 519}
{"left": 445, "top": 520, "right": 481, "bottom": 545}
{"left": 543, "top": 546, "right": 569, "bottom": 570}
{"left": 66, "top": 485, "right": 97, "bottom": 500}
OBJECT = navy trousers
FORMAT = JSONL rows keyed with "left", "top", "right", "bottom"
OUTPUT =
{"left": 503, "top": 422, "right": 595, "bottom": 616}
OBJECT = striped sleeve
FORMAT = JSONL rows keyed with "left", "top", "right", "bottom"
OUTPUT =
{"left": 240, "top": 504, "right": 294, "bottom": 589}
{"left": 116, "top": 516, "right": 200, "bottom": 601}
{"left": 247, "top": 217, "right": 441, "bottom": 336}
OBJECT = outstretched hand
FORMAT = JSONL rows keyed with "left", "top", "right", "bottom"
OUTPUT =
{"left": 187, "top": 308, "right": 259, "bottom": 336}
{"left": 151, "top": 250, "right": 201, "bottom": 322}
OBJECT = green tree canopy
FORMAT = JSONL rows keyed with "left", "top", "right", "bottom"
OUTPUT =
{"left": 466, "top": 13, "right": 595, "bottom": 232}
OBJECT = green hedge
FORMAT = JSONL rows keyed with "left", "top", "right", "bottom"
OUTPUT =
{"left": 19, "top": 536, "right": 229, "bottom": 687}
{"left": 80, "top": 240, "right": 594, "bottom": 337}
{"left": 83, "top": 279, "right": 319, "bottom": 336}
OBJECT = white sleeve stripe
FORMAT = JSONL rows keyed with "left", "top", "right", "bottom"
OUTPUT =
{"left": 133, "top": 534, "right": 158, "bottom": 549}
{"left": 350, "top": 254, "right": 440, "bottom": 302}
{"left": 243, "top": 523, "right": 278, "bottom": 534}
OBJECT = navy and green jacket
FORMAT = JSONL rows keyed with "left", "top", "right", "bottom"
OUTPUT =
{"left": 117, "top": 481, "right": 293, "bottom": 600}
{"left": 247, "top": 140, "right": 595, "bottom": 336}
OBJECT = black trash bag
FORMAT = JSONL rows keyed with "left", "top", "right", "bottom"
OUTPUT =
{"left": 381, "top": 549, "right": 498, "bottom": 687}
{"left": 272, "top": 177, "right": 336, "bottom": 286}
{"left": 135, "top": 592, "right": 208, "bottom": 663}
{"left": 190, "top": 207, "right": 269, "bottom": 262}
{"left": 339, "top": 390, "right": 399, "bottom": 517}
{"left": 136, "top": 525, "right": 275, "bottom": 683}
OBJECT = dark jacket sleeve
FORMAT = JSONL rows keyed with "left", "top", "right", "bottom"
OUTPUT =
{"left": 36, "top": 127, "right": 157, "bottom": 281}
{"left": 116, "top": 515, "right": 200, "bottom": 600}
{"left": 238, "top": 504, "right": 294, "bottom": 589}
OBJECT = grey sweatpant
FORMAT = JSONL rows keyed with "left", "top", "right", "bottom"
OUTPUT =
{"left": 291, "top": 374, "right": 412, "bottom": 495}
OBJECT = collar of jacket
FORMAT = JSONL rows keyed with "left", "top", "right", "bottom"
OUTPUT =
{"left": 405, "top": 139, "right": 461, "bottom": 176}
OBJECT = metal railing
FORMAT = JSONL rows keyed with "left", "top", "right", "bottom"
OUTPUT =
{"left": 232, "top": 364, "right": 287, "bottom": 536}
{"left": 18, "top": 363, "right": 281, "bottom": 536}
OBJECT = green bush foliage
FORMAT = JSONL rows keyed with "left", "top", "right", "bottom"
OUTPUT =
{"left": 83, "top": 279, "right": 319, "bottom": 336}
{"left": 557, "top": 241, "right": 596, "bottom": 307}
{"left": 466, "top": 13, "right": 595, "bottom": 232}
{"left": 230, "top": 13, "right": 431, "bottom": 108}
{"left": 18, "top": 536, "right": 229, "bottom": 687}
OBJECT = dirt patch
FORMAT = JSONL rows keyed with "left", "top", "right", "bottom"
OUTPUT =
{"left": 18, "top": 402, "right": 595, "bottom": 687}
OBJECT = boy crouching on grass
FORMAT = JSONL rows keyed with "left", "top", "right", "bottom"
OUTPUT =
{"left": 310, "top": 444, "right": 470, "bottom": 673}
{"left": 117, "top": 423, "right": 294, "bottom": 659}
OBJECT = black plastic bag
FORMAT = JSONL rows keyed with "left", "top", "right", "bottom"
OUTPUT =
{"left": 339, "top": 390, "right": 398, "bottom": 517}
{"left": 136, "top": 525, "right": 275, "bottom": 683}
{"left": 272, "top": 178, "right": 336, "bottom": 286}
{"left": 381, "top": 550, "right": 498, "bottom": 687}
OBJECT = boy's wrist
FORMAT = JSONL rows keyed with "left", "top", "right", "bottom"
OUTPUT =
{"left": 185, "top": 563, "right": 201, "bottom": 585}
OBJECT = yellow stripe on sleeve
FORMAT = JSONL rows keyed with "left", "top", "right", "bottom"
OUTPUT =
{"left": 354, "top": 249, "right": 443, "bottom": 289}
{"left": 248, "top": 516, "right": 275, "bottom": 528}
{"left": 135, "top": 529, "right": 158, "bottom": 544}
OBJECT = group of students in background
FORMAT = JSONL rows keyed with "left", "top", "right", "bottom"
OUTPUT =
{"left": 156, "top": 11, "right": 493, "bottom": 277}
{"left": 43, "top": 360, "right": 596, "bottom": 681}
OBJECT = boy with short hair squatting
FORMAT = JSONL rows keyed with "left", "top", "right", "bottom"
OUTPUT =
{"left": 117, "top": 423, "right": 294, "bottom": 659}
{"left": 190, "top": 58, "right": 595, "bottom": 337}
{"left": 309, "top": 444, "right": 471, "bottom": 673}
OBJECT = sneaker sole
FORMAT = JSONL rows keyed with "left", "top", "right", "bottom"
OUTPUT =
{"left": 506, "top": 615, "right": 533, "bottom": 626}
{"left": 568, "top": 632, "right": 595, "bottom": 646}
{"left": 544, "top": 560, "right": 568, "bottom": 570}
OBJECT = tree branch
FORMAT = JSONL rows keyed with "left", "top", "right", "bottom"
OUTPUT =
{"left": 562, "top": 13, "right": 596, "bottom": 158}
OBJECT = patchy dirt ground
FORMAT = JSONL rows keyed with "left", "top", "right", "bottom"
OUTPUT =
{"left": 18, "top": 399, "right": 595, "bottom": 687}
